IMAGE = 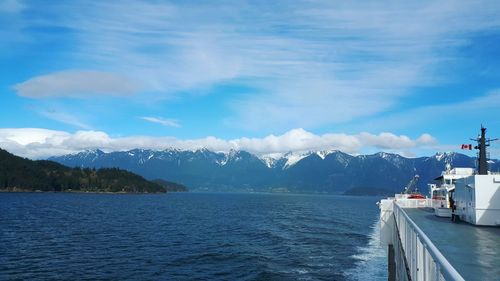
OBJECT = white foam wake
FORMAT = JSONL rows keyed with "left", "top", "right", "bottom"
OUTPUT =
{"left": 343, "top": 219, "right": 387, "bottom": 281}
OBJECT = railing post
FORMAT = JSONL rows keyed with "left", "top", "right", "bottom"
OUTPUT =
{"left": 435, "top": 262, "right": 440, "bottom": 281}
{"left": 422, "top": 245, "right": 427, "bottom": 281}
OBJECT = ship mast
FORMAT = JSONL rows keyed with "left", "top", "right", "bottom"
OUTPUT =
{"left": 471, "top": 126, "right": 498, "bottom": 175}
{"left": 403, "top": 174, "right": 419, "bottom": 194}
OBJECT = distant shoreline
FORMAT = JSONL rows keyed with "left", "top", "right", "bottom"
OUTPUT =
{"left": 0, "top": 189, "right": 385, "bottom": 197}
{"left": 0, "top": 189, "right": 167, "bottom": 194}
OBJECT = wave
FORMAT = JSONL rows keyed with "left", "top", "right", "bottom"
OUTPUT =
{"left": 343, "top": 218, "right": 387, "bottom": 281}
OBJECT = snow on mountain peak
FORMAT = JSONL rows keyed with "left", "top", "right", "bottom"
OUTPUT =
{"left": 434, "top": 152, "right": 457, "bottom": 162}
{"left": 67, "top": 149, "right": 105, "bottom": 162}
{"left": 316, "top": 150, "right": 336, "bottom": 160}
{"left": 78, "top": 148, "right": 104, "bottom": 155}
{"left": 435, "top": 152, "right": 445, "bottom": 161}
{"left": 376, "top": 152, "right": 401, "bottom": 160}
{"left": 379, "top": 152, "right": 389, "bottom": 159}
{"left": 258, "top": 150, "right": 337, "bottom": 169}
{"left": 216, "top": 149, "right": 242, "bottom": 166}
{"left": 282, "top": 151, "right": 313, "bottom": 169}
{"left": 259, "top": 155, "right": 278, "bottom": 168}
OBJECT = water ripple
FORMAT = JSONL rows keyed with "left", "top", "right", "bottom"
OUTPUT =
{"left": 0, "top": 192, "right": 385, "bottom": 280}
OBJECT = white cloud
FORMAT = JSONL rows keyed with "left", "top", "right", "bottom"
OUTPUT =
{"left": 358, "top": 132, "right": 415, "bottom": 149}
{"left": 140, "top": 117, "right": 180, "bottom": 128}
{"left": 0, "top": 128, "right": 73, "bottom": 159}
{"left": 13, "top": 71, "right": 140, "bottom": 98}
{"left": 0, "top": 127, "right": 438, "bottom": 159}
{"left": 416, "top": 134, "right": 438, "bottom": 145}
{"left": 230, "top": 128, "right": 362, "bottom": 155}
{"left": 0, "top": 128, "right": 69, "bottom": 146}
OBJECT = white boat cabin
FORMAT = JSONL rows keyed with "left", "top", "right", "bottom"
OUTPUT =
{"left": 429, "top": 166, "right": 474, "bottom": 217}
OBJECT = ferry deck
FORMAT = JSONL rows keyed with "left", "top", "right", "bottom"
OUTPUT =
{"left": 403, "top": 207, "right": 500, "bottom": 281}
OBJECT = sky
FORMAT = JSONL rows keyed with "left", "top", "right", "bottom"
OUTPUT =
{"left": 1, "top": 0, "right": 500, "bottom": 159}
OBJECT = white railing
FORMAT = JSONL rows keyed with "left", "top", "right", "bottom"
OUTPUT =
{"left": 395, "top": 198, "right": 431, "bottom": 208}
{"left": 393, "top": 204, "right": 465, "bottom": 281}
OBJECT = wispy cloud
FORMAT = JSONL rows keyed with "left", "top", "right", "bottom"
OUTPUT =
{"left": 37, "top": 109, "right": 91, "bottom": 130}
{"left": 0, "top": 0, "right": 24, "bottom": 13}
{"left": 0, "top": 127, "right": 440, "bottom": 159}
{"left": 140, "top": 116, "right": 180, "bottom": 128}
{"left": 353, "top": 90, "right": 500, "bottom": 132}
{"left": 6, "top": 1, "right": 500, "bottom": 131}
{"left": 14, "top": 71, "right": 140, "bottom": 98}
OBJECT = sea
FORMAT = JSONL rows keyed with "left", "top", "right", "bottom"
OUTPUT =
{"left": 0, "top": 192, "right": 387, "bottom": 280}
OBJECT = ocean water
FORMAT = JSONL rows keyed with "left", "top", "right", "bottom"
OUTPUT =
{"left": 0, "top": 192, "right": 386, "bottom": 280}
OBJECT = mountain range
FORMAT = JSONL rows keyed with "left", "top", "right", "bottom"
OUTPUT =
{"left": 49, "top": 149, "right": 500, "bottom": 194}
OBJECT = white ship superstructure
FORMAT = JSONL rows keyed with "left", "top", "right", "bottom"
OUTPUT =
{"left": 379, "top": 126, "right": 500, "bottom": 281}
{"left": 450, "top": 127, "right": 500, "bottom": 226}
{"left": 452, "top": 170, "right": 500, "bottom": 225}
{"left": 429, "top": 166, "right": 474, "bottom": 217}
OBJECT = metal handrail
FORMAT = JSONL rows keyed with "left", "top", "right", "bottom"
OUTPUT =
{"left": 394, "top": 204, "right": 465, "bottom": 281}
{"left": 393, "top": 210, "right": 412, "bottom": 280}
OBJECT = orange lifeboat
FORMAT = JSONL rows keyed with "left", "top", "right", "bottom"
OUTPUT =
{"left": 408, "top": 193, "right": 425, "bottom": 199}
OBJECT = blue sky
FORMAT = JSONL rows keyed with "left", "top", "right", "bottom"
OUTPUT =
{"left": 1, "top": 0, "right": 499, "bottom": 158}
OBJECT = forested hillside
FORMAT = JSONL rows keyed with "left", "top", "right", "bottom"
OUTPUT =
{"left": 0, "top": 148, "right": 165, "bottom": 193}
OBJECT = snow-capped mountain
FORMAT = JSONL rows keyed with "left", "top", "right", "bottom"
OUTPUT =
{"left": 49, "top": 148, "right": 498, "bottom": 194}
{"left": 259, "top": 150, "right": 338, "bottom": 170}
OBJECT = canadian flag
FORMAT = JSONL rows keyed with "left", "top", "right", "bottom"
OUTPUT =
{"left": 461, "top": 144, "right": 472, "bottom": 150}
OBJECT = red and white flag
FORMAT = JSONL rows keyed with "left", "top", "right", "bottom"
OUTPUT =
{"left": 461, "top": 144, "right": 472, "bottom": 150}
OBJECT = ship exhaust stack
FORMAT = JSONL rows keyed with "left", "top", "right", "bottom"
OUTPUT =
{"left": 471, "top": 126, "right": 498, "bottom": 175}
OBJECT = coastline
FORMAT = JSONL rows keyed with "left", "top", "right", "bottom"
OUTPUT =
{"left": 0, "top": 189, "right": 167, "bottom": 194}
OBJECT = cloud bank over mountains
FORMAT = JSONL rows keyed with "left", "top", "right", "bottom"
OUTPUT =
{"left": 0, "top": 128, "right": 438, "bottom": 159}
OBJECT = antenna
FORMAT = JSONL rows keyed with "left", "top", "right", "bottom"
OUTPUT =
{"left": 470, "top": 126, "right": 498, "bottom": 175}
